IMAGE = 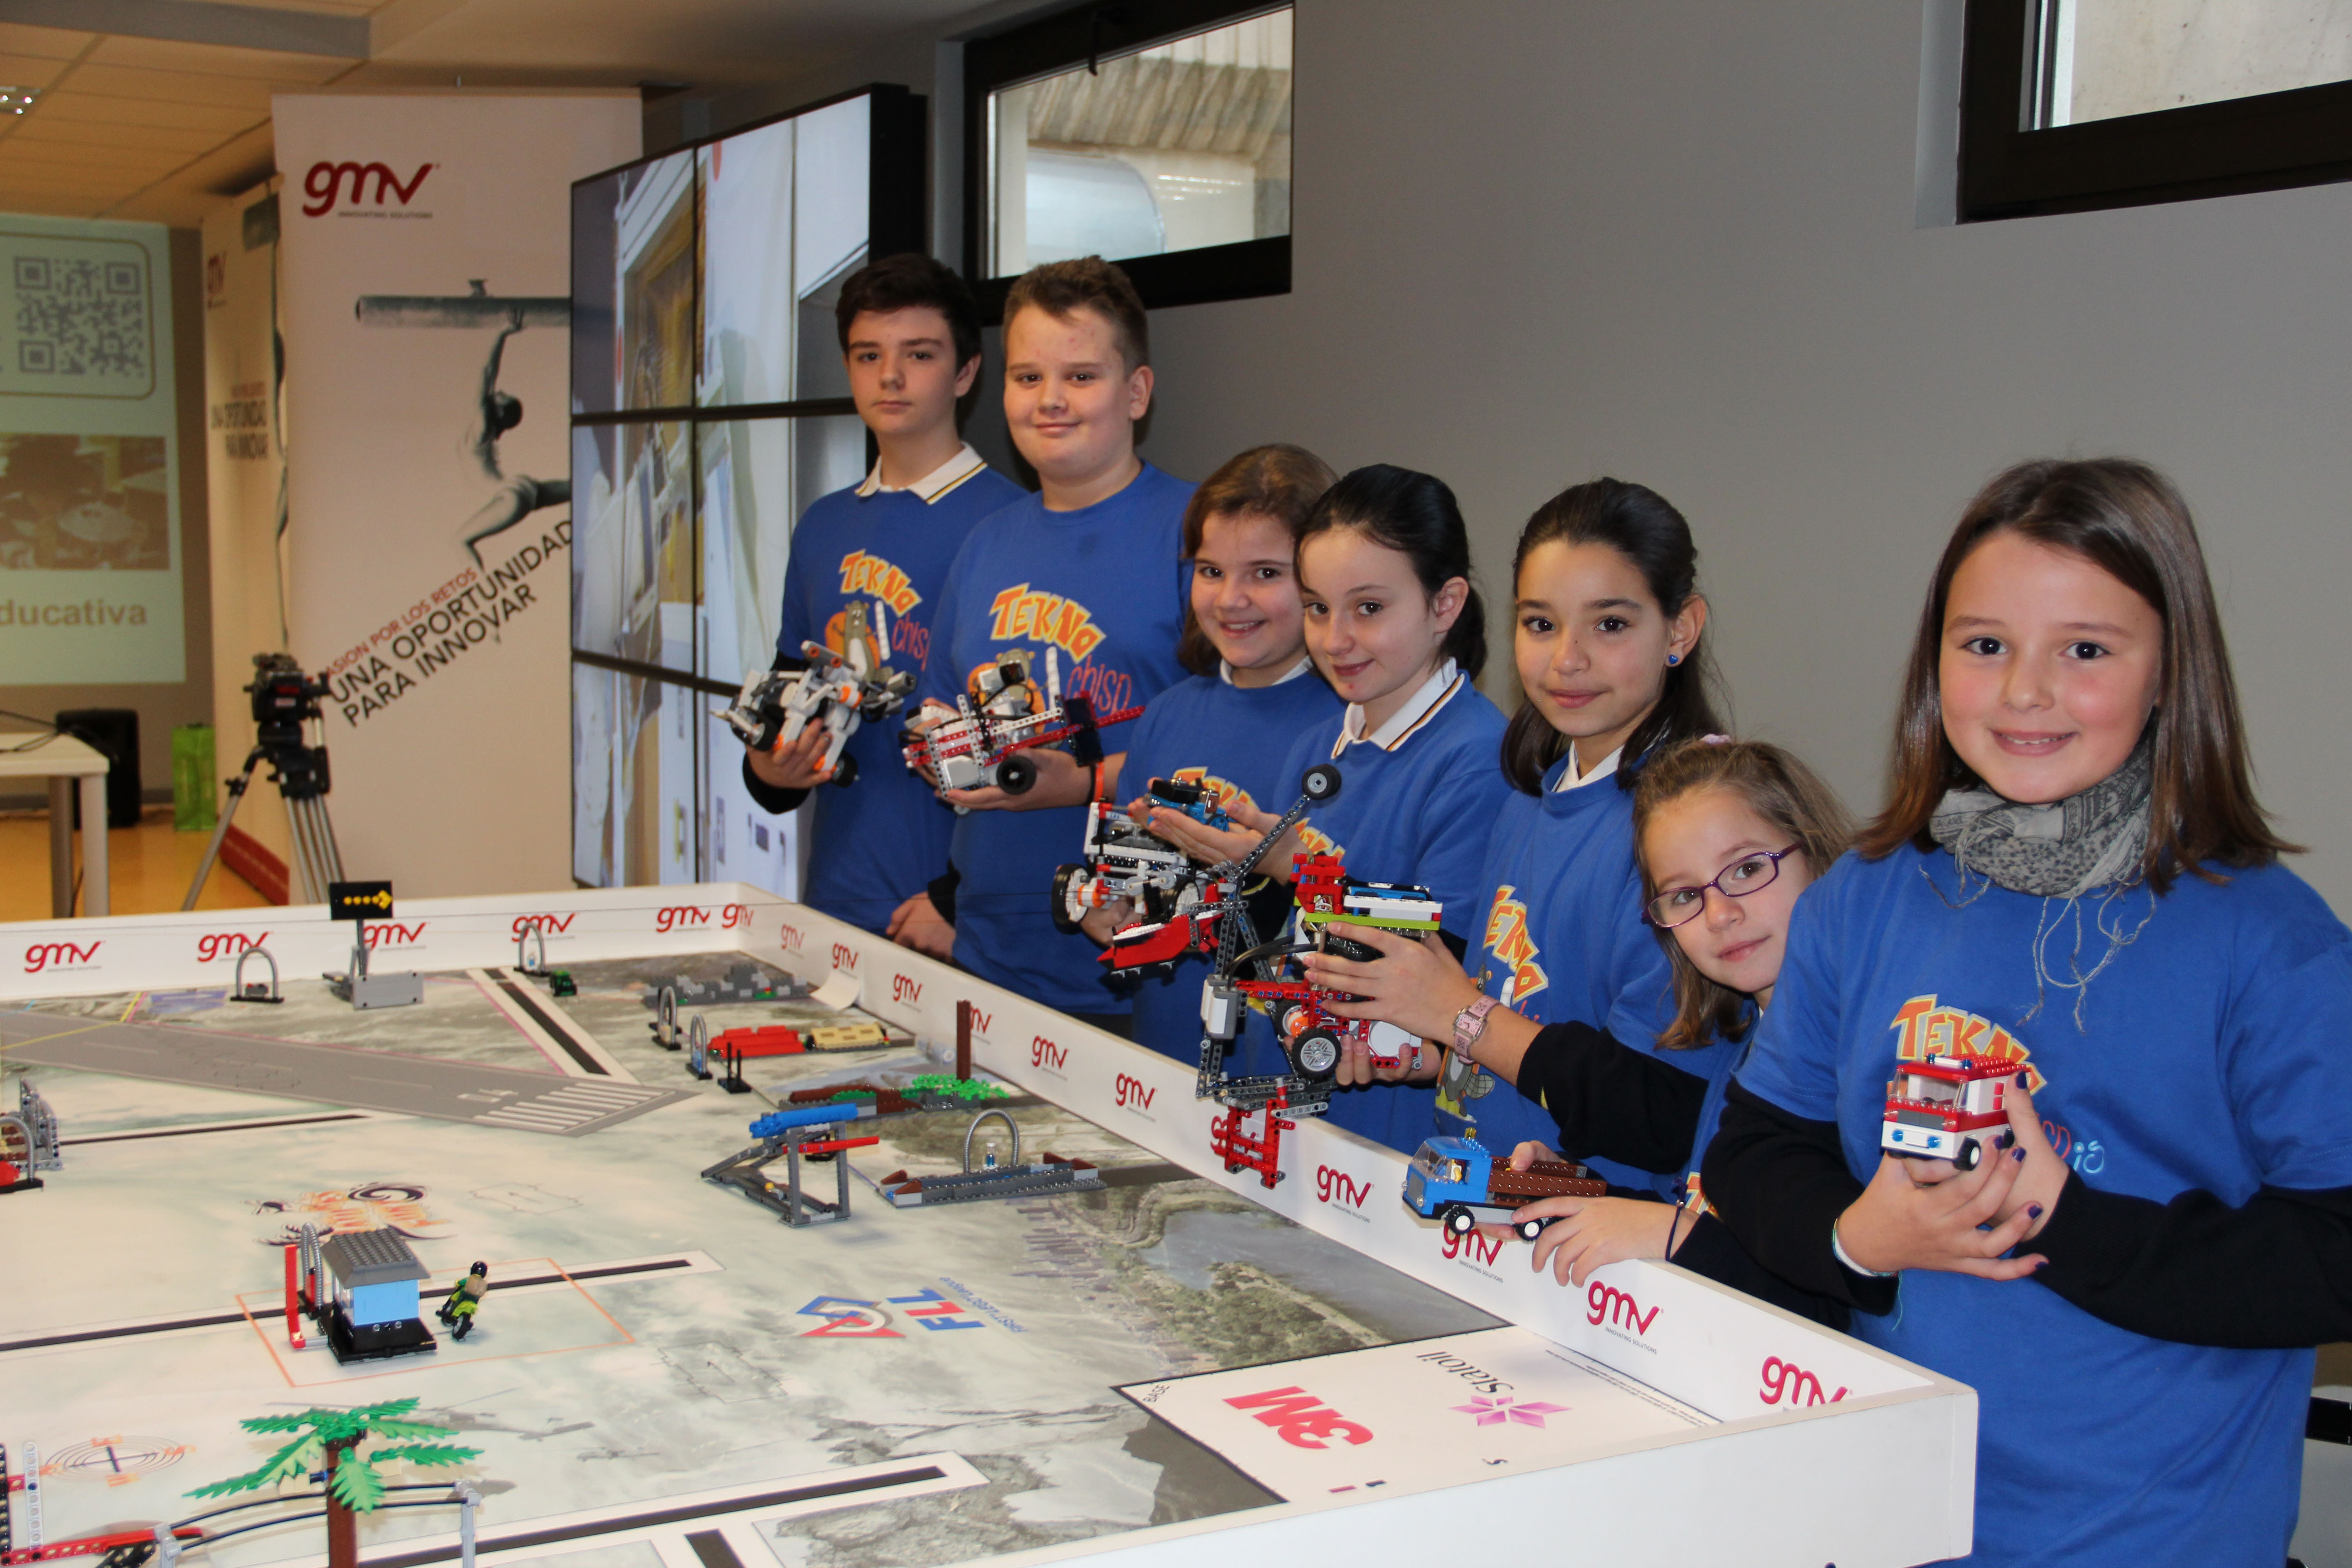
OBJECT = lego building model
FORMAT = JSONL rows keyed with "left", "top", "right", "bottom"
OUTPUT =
{"left": 1882, "top": 1054, "right": 2024, "bottom": 1171}
{"left": 716, "top": 600, "right": 914, "bottom": 788}
{"left": 301, "top": 1226, "right": 437, "bottom": 1363}
{"left": 901, "top": 648, "right": 1140, "bottom": 804}
{"left": 1403, "top": 1136, "right": 1607, "bottom": 1238}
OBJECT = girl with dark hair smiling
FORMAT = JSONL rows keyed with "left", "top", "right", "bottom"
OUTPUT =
{"left": 1302, "top": 478, "right": 1733, "bottom": 1183}
{"left": 1705, "top": 458, "right": 2352, "bottom": 1566}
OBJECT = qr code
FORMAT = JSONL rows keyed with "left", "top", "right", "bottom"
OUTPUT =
{"left": 14, "top": 253, "right": 150, "bottom": 379}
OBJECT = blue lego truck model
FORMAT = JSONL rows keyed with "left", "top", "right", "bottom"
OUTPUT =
{"left": 1403, "top": 1136, "right": 1608, "bottom": 1240}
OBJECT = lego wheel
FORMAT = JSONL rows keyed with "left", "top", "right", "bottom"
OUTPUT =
{"left": 1514, "top": 1215, "right": 1550, "bottom": 1242}
{"left": 1300, "top": 763, "right": 1342, "bottom": 802}
{"left": 1440, "top": 1203, "right": 1477, "bottom": 1235}
{"left": 1289, "top": 1027, "right": 1342, "bottom": 1081}
{"left": 1050, "top": 864, "right": 1088, "bottom": 934}
{"left": 1953, "top": 1138, "right": 1980, "bottom": 1173}
{"left": 996, "top": 753, "right": 1038, "bottom": 795}
{"left": 452, "top": 1317, "right": 471, "bottom": 1342}
{"left": 831, "top": 753, "right": 859, "bottom": 788}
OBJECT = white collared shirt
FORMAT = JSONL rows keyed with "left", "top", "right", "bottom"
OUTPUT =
{"left": 1332, "top": 659, "right": 1464, "bottom": 757}
{"left": 854, "top": 442, "right": 990, "bottom": 504}
{"left": 1220, "top": 654, "right": 1315, "bottom": 688}
{"left": 1555, "top": 743, "right": 1624, "bottom": 791}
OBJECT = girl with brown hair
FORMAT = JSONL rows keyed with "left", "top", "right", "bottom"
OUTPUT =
{"left": 1706, "top": 458, "right": 2352, "bottom": 1565}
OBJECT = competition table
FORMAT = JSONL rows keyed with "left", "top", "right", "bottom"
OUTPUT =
{"left": 0, "top": 885, "right": 1978, "bottom": 1568}
{"left": 0, "top": 729, "right": 110, "bottom": 917}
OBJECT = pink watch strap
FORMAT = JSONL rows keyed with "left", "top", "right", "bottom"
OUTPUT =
{"left": 1453, "top": 995, "right": 1501, "bottom": 1053}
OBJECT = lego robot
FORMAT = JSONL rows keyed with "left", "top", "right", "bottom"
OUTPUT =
{"left": 1403, "top": 1136, "right": 1606, "bottom": 1239}
{"left": 718, "top": 600, "right": 913, "bottom": 787}
{"left": 1051, "top": 777, "right": 1235, "bottom": 935}
{"left": 1882, "top": 1054, "right": 2023, "bottom": 1171}
{"left": 901, "top": 648, "right": 1141, "bottom": 804}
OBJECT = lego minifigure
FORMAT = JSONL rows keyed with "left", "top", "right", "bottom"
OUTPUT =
{"left": 436, "top": 1262, "right": 490, "bottom": 1341}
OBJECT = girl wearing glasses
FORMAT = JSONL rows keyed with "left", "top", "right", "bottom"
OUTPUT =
{"left": 1301, "top": 479, "right": 1735, "bottom": 1181}
{"left": 1707, "top": 460, "right": 2352, "bottom": 1565}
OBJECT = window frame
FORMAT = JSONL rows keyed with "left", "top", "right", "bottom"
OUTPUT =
{"left": 1960, "top": 0, "right": 2352, "bottom": 222}
{"left": 962, "top": 0, "right": 1293, "bottom": 318}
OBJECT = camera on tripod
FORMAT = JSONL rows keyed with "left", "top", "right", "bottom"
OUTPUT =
{"left": 246, "top": 654, "right": 333, "bottom": 799}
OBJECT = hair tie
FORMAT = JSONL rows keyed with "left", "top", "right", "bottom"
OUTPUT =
{"left": 1701, "top": 734, "right": 1733, "bottom": 745}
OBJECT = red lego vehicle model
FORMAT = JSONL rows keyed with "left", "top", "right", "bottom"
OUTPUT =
{"left": 901, "top": 647, "right": 1141, "bottom": 805}
{"left": 1881, "top": 1054, "right": 2025, "bottom": 1171}
{"left": 1050, "top": 778, "right": 1233, "bottom": 936}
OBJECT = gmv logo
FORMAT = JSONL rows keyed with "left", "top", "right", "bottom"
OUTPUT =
{"left": 892, "top": 974, "right": 923, "bottom": 1004}
{"left": 1031, "top": 1037, "right": 1067, "bottom": 1071}
{"left": 655, "top": 906, "right": 713, "bottom": 933}
{"left": 1587, "top": 1281, "right": 1660, "bottom": 1336}
{"left": 831, "top": 943, "right": 860, "bottom": 972}
{"left": 23, "top": 940, "right": 99, "bottom": 974}
{"left": 1441, "top": 1226, "right": 1504, "bottom": 1267}
{"left": 1113, "top": 1073, "right": 1155, "bottom": 1110}
{"left": 360, "top": 921, "right": 427, "bottom": 949}
{"left": 1315, "top": 1166, "right": 1371, "bottom": 1207}
{"left": 1223, "top": 1387, "right": 1372, "bottom": 1450}
{"left": 777, "top": 922, "right": 807, "bottom": 952}
{"left": 510, "top": 912, "right": 576, "bottom": 937}
{"left": 1759, "top": 1356, "right": 1846, "bottom": 1407}
{"left": 302, "top": 160, "right": 433, "bottom": 217}
{"left": 720, "top": 903, "right": 752, "bottom": 928}
{"left": 196, "top": 931, "right": 269, "bottom": 963}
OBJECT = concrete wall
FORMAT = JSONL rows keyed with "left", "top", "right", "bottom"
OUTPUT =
{"left": 681, "top": 0, "right": 2352, "bottom": 911}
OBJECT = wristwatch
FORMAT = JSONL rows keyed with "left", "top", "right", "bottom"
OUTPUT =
{"left": 1452, "top": 995, "right": 1501, "bottom": 1054}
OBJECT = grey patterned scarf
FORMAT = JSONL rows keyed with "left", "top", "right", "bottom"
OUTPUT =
{"left": 1926, "top": 734, "right": 2156, "bottom": 1026}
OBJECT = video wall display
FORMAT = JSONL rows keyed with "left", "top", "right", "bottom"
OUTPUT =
{"left": 568, "top": 86, "right": 922, "bottom": 894}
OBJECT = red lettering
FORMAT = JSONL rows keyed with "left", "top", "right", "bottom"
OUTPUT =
{"left": 777, "top": 923, "right": 806, "bottom": 952}
{"left": 1030, "top": 1037, "right": 1067, "bottom": 1070}
{"left": 510, "top": 913, "right": 576, "bottom": 937}
{"left": 892, "top": 974, "right": 923, "bottom": 1004}
{"left": 301, "top": 160, "right": 433, "bottom": 217}
{"left": 1113, "top": 1073, "right": 1156, "bottom": 1110}
{"left": 831, "top": 943, "right": 859, "bottom": 972}
{"left": 1314, "top": 1166, "right": 1370, "bottom": 1207}
{"left": 1759, "top": 1356, "right": 1846, "bottom": 1407}
{"left": 1441, "top": 1226, "right": 1505, "bottom": 1266}
{"left": 1586, "top": 1281, "right": 1661, "bottom": 1336}
{"left": 22, "top": 940, "right": 100, "bottom": 974}
{"left": 1222, "top": 1387, "right": 1373, "bottom": 1450}
{"left": 196, "top": 931, "right": 269, "bottom": 963}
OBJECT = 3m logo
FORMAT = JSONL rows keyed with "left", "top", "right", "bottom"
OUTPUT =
{"left": 360, "top": 921, "right": 427, "bottom": 950}
{"left": 837, "top": 550, "right": 921, "bottom": 616}
{"left": 196, "top": 931, "right": 269, "bottom": 963}
{"left": 831, "top": 943, "right": 859, "bottom": 972}
{"left": 510, "top": 912, "right": 576, "bottom": 937}
{"left": 1587, "top": 1281, "right": 1660, "bottom": 1337}
{"left": 1113, "top": 1073, "right": 1155, "bottom": 1110}
{"left": 1441, "top": 1226, "right": 1505, "bottom": 1267}
{"left": 892, "top": 974, "right": 923, "bottom": 1004}
{"left": 1031, "top": 1037, "right": 1067, "bottom": 1071}
{"left": 1223, "top": 1387, "right": 1372, "bottom": 1450}
{"left": 23, "top": 940, "right": 99, "bottom": 974}
{"left": 777, "top": 922, "right": 807, "bottom": 952}
{"left": 1759, "top": 1355, "right": 1847, "bottom": 1407}
{"left": 655, "top": 906, "right": 714, "bottom": 934}
{"left": 301, "top": 160, "right": 433, "bottom": 217}
{"left": 1315, "top": 1166, "right": 1371, "bottom": 1207}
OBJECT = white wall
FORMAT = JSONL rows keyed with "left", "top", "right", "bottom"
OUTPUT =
{"left": 694, "top": 0, "right": 2352, "bottom": 910}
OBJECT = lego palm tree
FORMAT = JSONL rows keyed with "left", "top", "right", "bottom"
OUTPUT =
{"left": 188, "top": 1398, "right": 479, "bottom": 1568}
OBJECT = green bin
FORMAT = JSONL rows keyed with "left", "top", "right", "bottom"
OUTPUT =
{"left": 172, "top": 722, "right": 217, "bottom": 832}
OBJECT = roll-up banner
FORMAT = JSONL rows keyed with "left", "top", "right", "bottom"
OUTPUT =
{"left": 272, "top": 92, "right": 640, "bottom": 895}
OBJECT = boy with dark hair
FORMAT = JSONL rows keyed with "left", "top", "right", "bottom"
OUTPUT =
{"left": 742, "top": 252, "right": 1022, "bottom": 935}
{"left": 893, "top": 257, "right": 1193, "bottom": 1030}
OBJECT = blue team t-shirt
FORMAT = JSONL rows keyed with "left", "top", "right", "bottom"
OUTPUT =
{"left": 1737, "top": 845, "right": 2352, "bottom": 1567}
{"left": 1269, "top": 671, "right": 1510, "bottom": 1152}
{"left": 775, "top": 461, "right": 1024, "bottom": 932}
{"left": 918, "top": 462, "right": 1194, "bottom": 1013}
{"left": 1457, "top": 752, "right": 1734, "bottom": 1194}
{"left": 1114, "top": 666, "right": 1345, "bottom": 1063}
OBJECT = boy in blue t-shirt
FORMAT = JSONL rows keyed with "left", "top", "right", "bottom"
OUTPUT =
{"left": 742, "top": 254, "right": 1023, "bottom": 934}
{"left": 896, "top": 258, "right": 1192, "bottom": 1027}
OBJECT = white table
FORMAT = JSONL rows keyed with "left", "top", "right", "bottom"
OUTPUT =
{"left": 0, "top": 730, "right": 110, "bottom": 917}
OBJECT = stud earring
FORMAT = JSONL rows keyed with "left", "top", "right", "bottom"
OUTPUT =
{"left": 1666, "top": 653, "right": 1681, "bottom": 667}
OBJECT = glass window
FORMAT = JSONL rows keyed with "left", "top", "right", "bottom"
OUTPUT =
{"left": 2036, "top": 0, "right": 2352, "bottom": 127}
{"left": 985, "top": 7, "right": 1292, "bottom": 279}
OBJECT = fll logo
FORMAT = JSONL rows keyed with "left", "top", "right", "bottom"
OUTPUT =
{"left": 1760, "top": 1355, "right": 1846, "bottom": 1407}
{"left": 301, "top": 160, "right": 433, "bottom": 217}
{"left": 1441, "top": 1226, "right": 1505, "bottom": 1268}
{"left": 987, "top": 583, "right": 1105, "bottom": 661}
{"left": 23, "top": 940, "right": 100, "bottom": 974}
{"left": 510, "top": 912, "right": 576, "bottom": 938}
{"left": 892, "top": 974, "right": 923, "bottom": 1005}
{"left": 360, "top": 922, "right": 427, "bottom": 950}
{"left": 831, "top": 943, "right": 860, "bottom": 973}
{"left": 1031, "top": 1036, "right": 1068, "bottom": 1073}
{"left": 837, "top": 550, "right": 920, "bottom": 615}
{"left": 1483, "top": 886, "right": 1548, "bottom": 1006}
{"left": 1315, "top": 1165, "right": 1371, "bottom": 1208}
{"left": 794, "top": 1289, "right": 984, "bottom": 1338}
{"left": 1587, "top": 1280, "right": 1660, "bottom": 1337}
{"left": 1223, "top": 1387, "right": 1372, "bottom": 1450}
{"left": 1889, "top": 994, "right": 2043, "bottom": 1091}
{"left": 1113, "top": 1073, "right": 1155, "bottom": 1111}
{"left": 196, "top": 931, "right": 269, "bottom": 963}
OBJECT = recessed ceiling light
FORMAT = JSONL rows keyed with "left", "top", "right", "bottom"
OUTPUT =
{"left": 0, "top": 87, "right": 37, "bottom": 115}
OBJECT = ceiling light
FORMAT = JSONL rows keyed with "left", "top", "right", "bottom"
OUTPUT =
{"left": 0, "top": 87, "right": 37, "bottom": 115}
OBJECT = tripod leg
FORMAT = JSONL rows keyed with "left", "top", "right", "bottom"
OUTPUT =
{"left": 182, "top": 755, "right": 264, "bottom": 911}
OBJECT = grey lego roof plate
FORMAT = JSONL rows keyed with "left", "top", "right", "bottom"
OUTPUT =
{"left": 319, "top": 1228, "right": 430, "bottom": 1286}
